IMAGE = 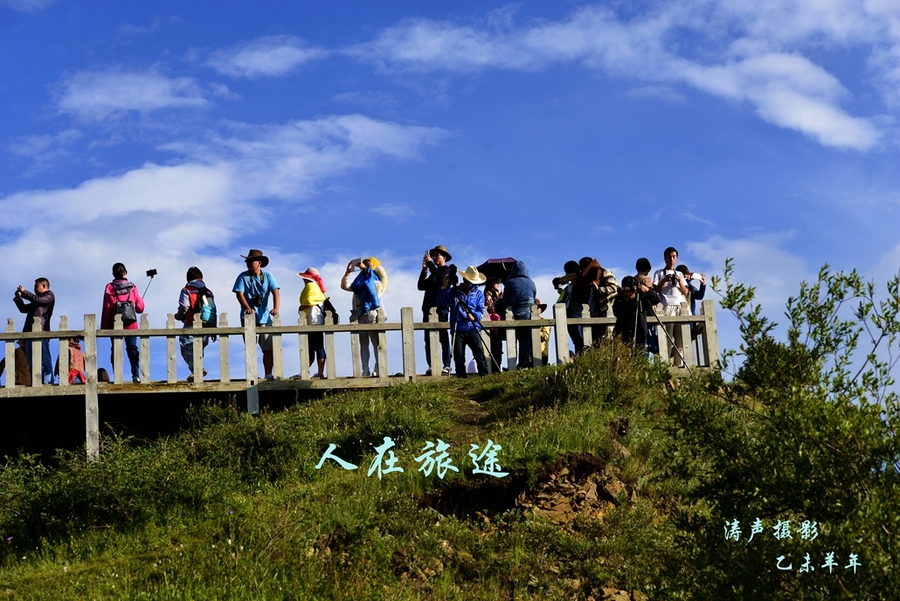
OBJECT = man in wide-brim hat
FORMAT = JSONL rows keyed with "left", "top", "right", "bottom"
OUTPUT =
{"left": 233, "top": 248, "right": 280, "bottom": 380}
{"left": 418, "top": 244, "right": 454, "bottom": 375}
{"left": 438, "top": 265, "right": 488, "bottom": 378}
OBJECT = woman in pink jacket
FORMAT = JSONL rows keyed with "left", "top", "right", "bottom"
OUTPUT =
{"left": 101, "top": 262, "right": 145, "bottom": 383}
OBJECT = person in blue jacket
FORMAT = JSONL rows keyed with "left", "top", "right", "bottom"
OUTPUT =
{"left": 495, "top": 260, "right": 537, "bottom": 369}
{"left": 439, "top": 265, "right": 488, "bottom": 378}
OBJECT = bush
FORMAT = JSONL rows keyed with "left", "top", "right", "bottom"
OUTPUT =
{"left": 655, "top": 260, "right": 900, "bottom": 599}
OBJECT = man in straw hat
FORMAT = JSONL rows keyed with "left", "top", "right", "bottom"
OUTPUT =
{"left": 418, "top": 245, "right": 453, "bottom": 375}
{"left": 233, "top": 249, "right": 280, "bottom": 380}
{"left": 439, "top": 265, "right": 488, "bottom": 378}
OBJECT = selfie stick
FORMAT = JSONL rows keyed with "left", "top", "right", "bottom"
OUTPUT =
{"left": 142, "top": 271, "right": 157, "bottom": 298}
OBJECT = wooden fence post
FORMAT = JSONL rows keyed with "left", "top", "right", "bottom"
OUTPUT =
{"left": 271, "top": 314, "right": 283, "bottom": 379}
{"left": 376, "top": 308, "right": 388, "bottom": 379}
{"left": 219, "top": 313, "right": 231, "bottom": 383}
{"left": 166, "top": 314, "right": 178, "bottom": 384}
{"left": 83, "top": 314, "right": 99, "bottom": 462}
{"left": 426, "top": 307, "right": 441, "bottom": 374}
{"left": 505, "top": 325, "right": 517, "bottom": 371}
{"left": 244, "top": 317, "right": 258, "bottom": 384}
{"left": 192, "top": 314, "right": 204, "bottom": 383}
{"left": 701, "top": 300, "right": 719, "bottom": 368}
{"left": 553, "top": 303, "right": 568, "bottom": 365}
{"left": 298, "top": 311, "right": 310, "bottom": 380}
{"left": 5, "top": 319, "right": 16, "bottom": 389}
{"left": 58, "top": 316, "right": 70, "bottom": 388}
{"left": 139, "top": 315, "right": 151, "bottom": 384}
{"left": 530, "top": 305, "right": 543, "bottom": 368}
{"left": 112, "top": 315, "right": 124, "bottom": 384}
{"left": 401, "top": 307, "right": 415, "bottom": 380}
{"left": 30, "top": 316, "right": 42, "bottom": 387}
{"left": 349, "top": 307, "right": 362, "bottom": 378}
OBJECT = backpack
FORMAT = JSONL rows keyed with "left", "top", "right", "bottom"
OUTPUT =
{"left": 321, "top": 297, "right": 339, "bottom": 324}
{"left": 189, "top": 286, "right": 217, "bottom": 328}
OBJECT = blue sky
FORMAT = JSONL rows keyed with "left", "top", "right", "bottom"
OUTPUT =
{"left": 1, "top": 0, "right": 898, "bottom": 376}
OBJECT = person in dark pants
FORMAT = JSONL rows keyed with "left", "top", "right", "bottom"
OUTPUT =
{"left": 13, "top": 277, "right": 55, "bottom": 384}
{"left": 613, "top": 276, "right": 661, "bottom": 350}
{"left": 101, "top": 263, "right": 145, "bottom": 383}
{"left": 418, "top": 245, "right": 453, "bottom": 375}
{"left": 440, "top": 266, "right": 488, "bottom": 378}
{"left": 496, "top": 260, "right": 537, "bottom": 369}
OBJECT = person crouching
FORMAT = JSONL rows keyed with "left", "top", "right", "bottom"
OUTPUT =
{"left": 439, "top": 266, "right": 488, "bottom": 378}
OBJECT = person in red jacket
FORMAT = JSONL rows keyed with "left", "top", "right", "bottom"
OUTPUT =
{"left": 101, "top": 263, "right": 145, "bottom": 383}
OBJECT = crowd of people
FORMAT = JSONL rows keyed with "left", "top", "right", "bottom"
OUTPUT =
{"left": 1, "top": 245, "right": 707, "bottom": 384}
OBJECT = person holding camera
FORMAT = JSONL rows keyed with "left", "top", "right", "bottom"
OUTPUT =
{"left": 613, "top": 275, "right": 661, "bottom": 349}
{"left": 652, "top": 247, "right": 690, "bottom": 366}
{"left": 13, "top": 277, "right": 55, "bottom": 384}
{"left": 341, "top": 257, "right": 388, "bottom": 377}
{"left": 233, "top": 249, "right": 280, "bottom": 381}
{"left": 418, "top": 245, "right": 453, "bottom": 375}
{"left": 652, "top": 247, "right": 690, "bottom": 315}
{"left": 101, "top": 263, "right": 145, "bottom": 383}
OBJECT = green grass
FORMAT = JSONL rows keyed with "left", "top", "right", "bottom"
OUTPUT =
{"left": 0, "top": 341, "right": 675, "bottom": 600}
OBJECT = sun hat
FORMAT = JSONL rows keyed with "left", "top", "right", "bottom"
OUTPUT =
{"left": 241, "top": 249, "right": 269, "bottom": 268}
{"left": 460, "top": 265, "right": 486, "bottom": 285}
{"left": 430, "top": 245, "right": 452, "bottom": 261}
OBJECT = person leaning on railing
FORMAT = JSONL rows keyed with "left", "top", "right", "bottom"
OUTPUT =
{"left": 233, "top": 249, "right": 280, "bottom": 381}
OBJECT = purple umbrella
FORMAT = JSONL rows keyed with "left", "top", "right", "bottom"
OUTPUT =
{"left": 477, "top": 258, "right": 517, "bottom": 282}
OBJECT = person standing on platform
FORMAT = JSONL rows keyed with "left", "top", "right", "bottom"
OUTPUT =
{"left": 233, "top": 249, "right": 280, "bottom": 381}
{"left": 418, "top": 245, "right": 453, "bottom": 375}
{"left": 101, "top": 264, "right": 145, "bottom": 383}
{"left": 13, "top": 277, "right": 55, "bottom": 384}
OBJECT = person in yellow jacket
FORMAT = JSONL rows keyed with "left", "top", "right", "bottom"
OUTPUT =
{"left": 298, "top": 267, "right": 328, "bottom": 379}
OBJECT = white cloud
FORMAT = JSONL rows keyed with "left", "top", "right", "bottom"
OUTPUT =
{"left": 162, "top": 115, "right": 445, "bottom": 201}
{"left": 347, "top": 2, "right": 895, "bottom": 150}
{"left": 57, "top": 69, "right": 209, "bottom": 121}
{"left": 0, "top": 115, "right": 445, "bottom": 375}
{"left": 686, "top": 231, "right": 810, "bottom": 316}
{"left": 206, "top": 36, "right": 328, "bottom": 78}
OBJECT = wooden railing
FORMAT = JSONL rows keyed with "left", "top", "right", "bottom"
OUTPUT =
{"left": 1, "top": 300, "right": 718, "bottom": 459}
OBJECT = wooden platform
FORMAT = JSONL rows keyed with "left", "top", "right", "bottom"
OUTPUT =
{"left": 1, "top": 301, "right": 719, "bottom": 458}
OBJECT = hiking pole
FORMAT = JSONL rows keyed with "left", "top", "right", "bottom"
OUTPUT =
{"left": 456, "top": 288, "right": 499, "bottom": 373}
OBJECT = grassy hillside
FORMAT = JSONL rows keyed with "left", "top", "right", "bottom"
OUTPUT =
{"left": 0, "top": 318, "right": 897, "bottom": 599}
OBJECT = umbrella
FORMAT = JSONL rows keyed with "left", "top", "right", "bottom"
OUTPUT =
{"left": 477, "top": 258, "right": 517, "bottom": 282}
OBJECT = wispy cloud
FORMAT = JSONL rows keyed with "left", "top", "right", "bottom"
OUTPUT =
{"left": 57, "top": 69, "right": 209, "bottom": 121}
{"left": 626, "top": 85, "right": 686, "bottom": 103}
{"left": 332, "top": 91, "right": 396, "bottom": 109}
{"left": 206, "top": 35, "right": 328, "bottom": 78}
{"left": 0, "top": 0, "right": 54, "bottom": 11}
{"left": 8, "top": 129, "right": 82, "bottom": 176}
{"left": 346, "top": 2, "right": 897, "bottom": 150}
{"left": 371, "top": 203, "right": 414, "bottom": 219}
